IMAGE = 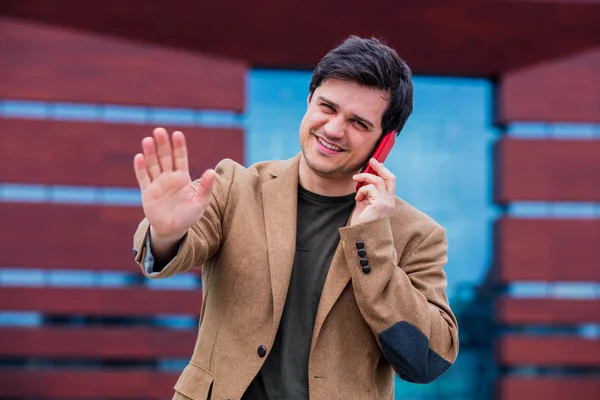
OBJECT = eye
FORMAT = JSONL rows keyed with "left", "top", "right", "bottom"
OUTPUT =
{"left": 351, "top": 119, "right": 369, "bottom": 131}
{"left": 320, "top": 103, "right": 335, "bottom": 113}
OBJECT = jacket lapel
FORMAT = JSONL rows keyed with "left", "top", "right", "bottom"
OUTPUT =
{"left": 262, "top": 156, "right": 300, "bottom": 326}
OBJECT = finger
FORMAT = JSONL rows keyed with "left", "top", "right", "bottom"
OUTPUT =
{"left": 142, "top": 137, "right": 161, "bottom": 180}
{"left": 133, "top": 153, "right": 151, "bottom": 190}
{"left": 367, "top": 158, "right": 396, "bottom": 194}
{"left": 172, "top": 131, "right": 189, "bottom": 173}
{"left": 353, "top": 172, "right": 387, "bottom": 194}
{"left": 355, "top": 183, "right": 380, "bottom": 203}
{"left": 196, "top": 169, "right": 217, "bottom": 201}
{"left": 153, "top": 127, "right": 173, "bottom": 172}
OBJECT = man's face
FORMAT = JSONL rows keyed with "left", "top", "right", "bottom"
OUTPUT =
{"left": 299, "top": 79, "right": 389, "bottom": 179}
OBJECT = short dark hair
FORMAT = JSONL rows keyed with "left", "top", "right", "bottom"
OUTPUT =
{"left": 309, "top": 36, "right": 413, "bottom": 136}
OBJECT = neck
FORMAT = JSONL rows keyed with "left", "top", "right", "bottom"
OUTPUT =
{"left": 298, "top": 155, "right": 357, "bottom": 197}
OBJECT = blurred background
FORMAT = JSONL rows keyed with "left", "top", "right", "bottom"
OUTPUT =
{"left": 0, "top": 0, "right": 599, "bottom": 399}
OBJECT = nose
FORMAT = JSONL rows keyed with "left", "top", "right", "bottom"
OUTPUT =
{"left": 323, "top": 115, "right": 346, "bottom": 139}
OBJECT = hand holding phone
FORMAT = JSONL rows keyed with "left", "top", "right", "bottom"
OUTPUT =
{"left": 356, "top": 132, "right": 395, "bottom": 191}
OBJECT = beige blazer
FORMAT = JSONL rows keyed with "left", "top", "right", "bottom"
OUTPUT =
{"left": 133, "top": 154, "right": 459, "bottom": 400}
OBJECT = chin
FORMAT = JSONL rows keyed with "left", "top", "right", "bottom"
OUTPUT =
{"left": 304, "top": 150, "right": 351, "bottom": 179}
{"left": 302, "top": 148, "right": 333, "bottom": 176}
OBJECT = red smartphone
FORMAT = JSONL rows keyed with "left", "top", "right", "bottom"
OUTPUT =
{"left": 356, "top": 131, "right": 395, "bottom": 191}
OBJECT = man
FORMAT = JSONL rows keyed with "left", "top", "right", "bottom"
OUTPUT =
{"left": 132, "top": 36, "right": 458, "bottom": 400}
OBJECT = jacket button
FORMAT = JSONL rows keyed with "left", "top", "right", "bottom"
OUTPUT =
{"left": 362, "top": 265, "right": 371, "bottom": 274}
{"left": 356, "top": 240, "right": 365, "bottom": 249}
{"left": 257, "top": 345, "right": 267, "bottom": 357}
{"left": 360, "top": 258, "right": 369, "bottom": 266}
{"left": 358, "top": 248, "right": 366, "bottom": 257}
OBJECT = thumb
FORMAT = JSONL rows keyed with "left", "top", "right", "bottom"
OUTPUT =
{"left": 197, "top": 169, "right": 217, "bottom": 199}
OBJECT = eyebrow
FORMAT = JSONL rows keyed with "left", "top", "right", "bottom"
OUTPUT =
{"left": 317, "top": 96, "right": 375, "bottom": 130}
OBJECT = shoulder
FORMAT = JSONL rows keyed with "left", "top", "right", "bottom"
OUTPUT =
{"left": 214, "top": 157, "right": 297, "bottom": 182}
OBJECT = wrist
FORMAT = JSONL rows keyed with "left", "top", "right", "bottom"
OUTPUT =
{"left": 149, "top": 225, "right": 185, "bottom": 255}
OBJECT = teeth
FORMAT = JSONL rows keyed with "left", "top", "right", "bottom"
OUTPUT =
{"left": 317, "top": 137, "right": 342, "bottom": 152}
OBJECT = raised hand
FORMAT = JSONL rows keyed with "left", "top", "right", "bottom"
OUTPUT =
{"left": 133, "top": 128, "right": 217, "bottom": 245}
{"left": 350, "top": 158, "right": 396, "bottom": 226}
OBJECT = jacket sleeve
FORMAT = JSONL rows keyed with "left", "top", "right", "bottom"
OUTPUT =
{"left": 131, "top": 159, "right": 237, "bottom": 279}
{"left": 339, "top": 218, "right": 459, "bottom": 384}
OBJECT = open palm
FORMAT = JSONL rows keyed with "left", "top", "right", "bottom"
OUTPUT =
{"left": 133, "top": 128, "right": 216, "bottom": 241}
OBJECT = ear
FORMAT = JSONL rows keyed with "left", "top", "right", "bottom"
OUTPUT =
{"left": 307, "top": 92, "right": 312, "bottom": 106}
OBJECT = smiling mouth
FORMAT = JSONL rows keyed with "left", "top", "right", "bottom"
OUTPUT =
{"left": 316, "top": 136, "right": 344, "bottom": 152}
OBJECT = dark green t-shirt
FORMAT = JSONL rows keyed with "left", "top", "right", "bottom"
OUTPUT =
{"left": 243, "top": 185, "right": 355, "bottom": 399}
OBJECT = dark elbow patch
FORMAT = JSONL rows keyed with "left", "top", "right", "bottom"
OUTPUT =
{"left": 378, "top": 321, "right": 451, "bottom": 384}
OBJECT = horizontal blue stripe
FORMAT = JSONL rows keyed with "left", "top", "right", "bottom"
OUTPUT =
{"left": 506, "top": 122, "right": 600, "bottom": 139}
{"left": 14, "top": 186, "right": 598, "bottom": 216}
{"left": 0, "top": 312, "right": 43, "bottom": 327}
{"left": 580, "top": 325, "right": 600, "bottom": 339}
{"left": 158, "top": 359, "right": 191, "bottom": 371}
{"left": 154, "top": 316, "right": 199, "bottom": 330}
{"left": 506, "top": 202, "right": 600, "bottom": 218}
{"left": 0, "top": 312, "right": 200, "bottom": 330}
{"left": 0, "top": 100, "right": 245, "bottom": 128}
{"left": 0, "top": 184, "right": 141, "bottom": 205}
{"left": 507, "top": 282, "right": 600, "bottom": 300}
{"left": 0, "top": 268, "right": 200, "bottom": 289}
